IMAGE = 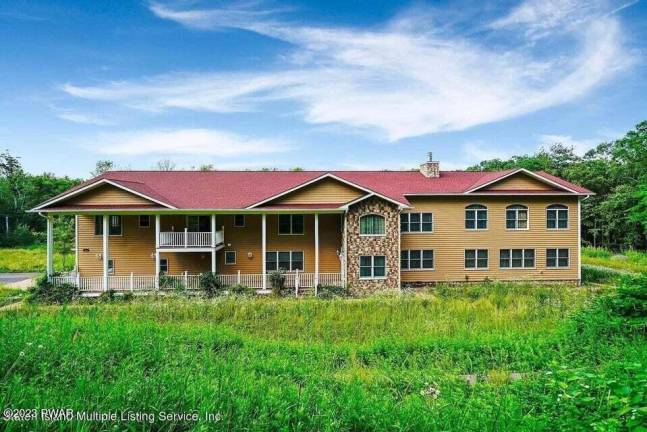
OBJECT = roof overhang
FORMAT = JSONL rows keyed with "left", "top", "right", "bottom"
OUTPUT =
{"left": 464, "top": 168, "right": 579, "bottom": 194}
{"left": 246, "top": 173, "right": 410, "bottom": 209}
{"left": 36, "top": 208, "right": 347, "bottom": 215}
{"left": 30, "top": 178, "right": 176, "bottom": 212}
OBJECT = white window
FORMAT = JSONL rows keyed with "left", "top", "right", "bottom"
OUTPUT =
{"left": 465, "top": 205, "right": 487, "bottom": 230}
{"left": 107, "top": 259, "right": 115, "bottom": 275}
{"left": 465, "top": 249, "right": 488, "bottom": 269}
{"left": 506, "top": 205, "right": 529, "bottom": 229}
{"left": 159, "top": 258, "right": 168, "bottom": 273}
{"left": 360, "top": 255, "right": 386, "bottom": 279}
{"left": 225, "top": 251, "right": 236, "bottom": 265}
{"left": 139, "top": 215, "right": 150, "bottom": 228}
{"left": 547, "top": 248, "right": 569, "bottom": 268}
{"left": 360, "top": 214, "right": 385, "bottom": 235}
{"left": 278, "top": 215, "right": 304, "bottom": 235}
{"left": 401, "top": 250, "right": 434, "bottom": 270}
{"left": 266, "top": 251, "right": 304, "bottom": 271}
{"left": 500, "top": 249, "right": 535, "bottom": 268}
{"left": 547, "top": 205, "right": 568, "bottom": 229}
{"left": 233, "top": 214, "right": 245, "bottom": 227}
{"left": 400, "top": 213, "right": 433, "bottom": 233}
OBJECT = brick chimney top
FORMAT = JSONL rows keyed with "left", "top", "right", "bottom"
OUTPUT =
{"left": 420, "top": 152, "right": 439, "bottom": 178}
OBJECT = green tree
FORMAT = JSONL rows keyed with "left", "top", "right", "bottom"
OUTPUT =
{"left": 154, "top": 159, "right": 176, "bottom": 171}
{"left": 54, "top": 216, "right": 75, "bottom": 270}
{"left": 91, "top": 160, "right": 114, "bottom": 177}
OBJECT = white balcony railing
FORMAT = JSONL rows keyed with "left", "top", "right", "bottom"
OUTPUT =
{"left": 158, "top": 230, "right": 224, "bottom": 248}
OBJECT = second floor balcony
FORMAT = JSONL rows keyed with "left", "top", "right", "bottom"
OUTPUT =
{"left": 159, "top": 229, "right": 224, "bottom": 249}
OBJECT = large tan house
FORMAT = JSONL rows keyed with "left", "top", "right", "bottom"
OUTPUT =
{"left": 32, "top": 156, "right": 592, "bottom": 295}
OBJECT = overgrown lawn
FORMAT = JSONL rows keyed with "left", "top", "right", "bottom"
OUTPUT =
{"left": 0, "top": 245, "right": 73, "bottom": 272}
{"left": 0, "top": 282, "right": 644, "bottom": 431}
{"left": 582, "top": 246, "right": 647, "bottom": 273}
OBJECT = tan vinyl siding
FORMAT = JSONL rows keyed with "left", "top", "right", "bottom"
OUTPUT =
{"left": 78, "top": 215, "right": 155, "bottom": 276}
{"left": 79, "top": 215, "right": 211, "bottom": 276}
{"left": 400, "top": 196, "right": 579, "bottom": 283}
{"left": 485, "top": 173, "right": 556, "bottom": 191}
{"left": 67, "top": 185, "right": 154, "bottom": 205}
{"left": 216, "top": 214, "right": 263, "bottom": 274}
{"left": 269, "top": 178, "right": 364, "bottom": 205}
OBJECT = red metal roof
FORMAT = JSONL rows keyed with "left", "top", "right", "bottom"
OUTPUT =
{"left": 35, "top": 169, "right": 592, "bottom": 211}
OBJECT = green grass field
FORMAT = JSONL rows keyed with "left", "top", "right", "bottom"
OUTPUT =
{"left": 582, "top": 247, "right": 647, "bottom": 274}
{"left": 0, "top": 245, "right": 73, "bottom": 273}
{"left": 1, "top": 282, "right": 645, "bottom": 431}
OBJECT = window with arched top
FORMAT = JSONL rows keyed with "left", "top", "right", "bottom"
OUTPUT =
{"left": 465, "top": 204, "right": 487, "bottom": 230}
{"left": 360, "top": 214, "right": 385, "bottom": 235}
{"left": 506, "top": 204, "right": 529, "bottom": 229}
{"left": 547, "top": 204, "right": 568, "bottom": 229}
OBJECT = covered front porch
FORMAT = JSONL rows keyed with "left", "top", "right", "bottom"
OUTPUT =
{"left": 45, "top": 211, "right": 345, "bottom": 295}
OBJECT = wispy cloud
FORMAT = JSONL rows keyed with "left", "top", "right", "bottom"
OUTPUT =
{"left": 62, "top": 0, "right": 635, "bottom": 142}
{"left": 87, "top": 128, "right": 290, "bottom": 156}
{"left": 56, "top": 110, "right": 113, "bottom": 126}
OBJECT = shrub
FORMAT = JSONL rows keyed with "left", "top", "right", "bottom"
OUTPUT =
{"left": 268, "top": 270, "right": 287, "bottom": 296}
{"left": 610, "top": 274, "right": 647, "bottom": 319}
{"left": 228, "top": 284, "right": 255, "bottom": 296}
{"left": 0, "top": 224, "right": 35, "bottom": 247}
{"left": 159, "top": 274, "right": 184, "bottom": 291}
{"left": 99, "top": 289, "right": 118, "bottom": 302}
{"left": 27, "top": 273, "right": 78, "bottom": 304}
{"left": 199, "top": 272, "right": 223, "bottom": 297}
{"left": 317, "top": 284, "right": 348, "bottom": 299}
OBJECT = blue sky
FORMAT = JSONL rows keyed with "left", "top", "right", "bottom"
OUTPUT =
{"left": 1, "top": 0, "right": 645, "bottom": 178}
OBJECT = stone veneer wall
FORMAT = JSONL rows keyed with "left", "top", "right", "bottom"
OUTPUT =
{"left": 345, "top": 196, "right": 400, "bottom": 295}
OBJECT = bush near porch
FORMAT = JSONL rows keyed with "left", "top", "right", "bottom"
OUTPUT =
{"left": 1, "top": 279, "right": 646, "bottom": 431}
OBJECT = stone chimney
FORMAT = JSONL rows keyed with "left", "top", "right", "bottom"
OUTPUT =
{"left": 420, "top": 152, "right": 440, "bottom": 178}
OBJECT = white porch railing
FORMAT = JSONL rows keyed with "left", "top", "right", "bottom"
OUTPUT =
{"left": 158, "top": 230, "right": 224, "bottom": 248}
{"left": 48, "top": 272, "right": 343, "bottom": 293}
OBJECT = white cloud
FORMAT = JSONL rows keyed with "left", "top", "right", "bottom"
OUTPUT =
{"left": 88, "top": 128, "right": 290, "bottom": 156}
{"left": 62, "top": 1, "right": 635, "bottom": 142}
{"left": 56, "top": 111, "right": 113, "bottom": 126}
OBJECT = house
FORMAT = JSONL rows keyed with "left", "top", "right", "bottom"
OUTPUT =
{"left": 31, "top": 155, "right": 592, "bottom": 295}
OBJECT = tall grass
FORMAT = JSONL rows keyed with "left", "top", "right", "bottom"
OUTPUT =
{"left": 582, "top": 247, "right": 647, "bottom": 273}
{"left": 0, "top": 245, "right": 72, "bottom": 272}
{"left": 1, "top": 282, "right": 643, "bottom": 430}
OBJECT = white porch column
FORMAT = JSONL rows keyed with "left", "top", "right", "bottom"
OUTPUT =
{"left": 211, "top": 214, "right": 217, "bottom": 273}
{"left": 74, "top": 215, "right": 79, "bottom": 273}
{"left": 314, "top": 213, "right": 319, "bottom": 293}
{"left": 155, "top": 215, "right": 160, "bottom": 289}
{"left": 102, "top": 214, "right": 109, "bottom": 291}
{"left": 46, "top": 216, "right": 53, "bottom": 278}
{"left": 261, "top": 213, "right": 267, "bottom": 290}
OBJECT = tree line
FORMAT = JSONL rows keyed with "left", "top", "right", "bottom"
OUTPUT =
{"left": 468, "top": 121, "right": 647, "bottom": 250}
{"left": 0, "top": 121, "right": 645, "bottom": 251}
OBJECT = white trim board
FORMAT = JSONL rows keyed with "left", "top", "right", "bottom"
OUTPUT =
{"left": 464, "top": 168, "right": 578, "bottom": 194}
{"left": 31, "top": 178, "right": 176, "bottom": 211}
